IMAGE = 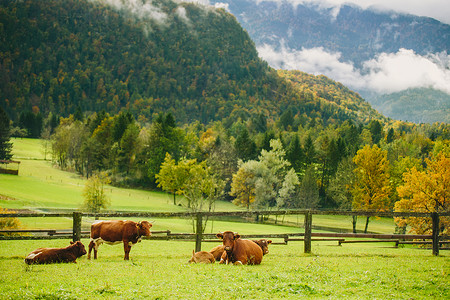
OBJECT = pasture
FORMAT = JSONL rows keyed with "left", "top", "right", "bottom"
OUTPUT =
{"left": 1, "top": 138, "right": 449, "bottom": 299}
{"left": 1, "top": 239, "right": 448, "bottom": 299}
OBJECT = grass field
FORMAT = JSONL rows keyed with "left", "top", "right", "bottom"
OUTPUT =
{"left": 1, "top": 139, "right": 449, "bottom": 299}
{"left": 0, "top": 239, "right": 448, "bottom": 299}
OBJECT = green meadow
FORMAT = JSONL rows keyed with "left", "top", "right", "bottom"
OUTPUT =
{"left": 0, "top": 138, "right": 448, "bottom": 299}
{"left": 0, "top": 239, "right": 448, "bottom": 299}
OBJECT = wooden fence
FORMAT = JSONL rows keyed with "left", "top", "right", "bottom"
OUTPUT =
{"left": 1, "top": 210, "right": 449, "bottom": 256}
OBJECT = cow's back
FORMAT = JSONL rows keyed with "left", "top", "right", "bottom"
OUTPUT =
{"left": 91, "top": 220, "right": 130, "bottom": 242}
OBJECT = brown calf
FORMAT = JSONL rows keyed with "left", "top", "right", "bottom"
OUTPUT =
{"left": 216, "top": 231, "right": 263, "bottom": 265}
{"left": 25, "top": 241, "right": 87, "bottom": 264}
{"left": 188, "top": 250, "right": 215, "bottom": 264}
{"left": 88, "top": 220, "right": 152, "bottom": 260}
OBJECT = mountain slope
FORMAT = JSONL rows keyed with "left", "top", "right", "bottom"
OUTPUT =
{"left": 214, "top": 0, "right": 449, "bottom": 65}
{"left": 363, "top": 88, "right": 450, "bottom": 124}
{"left": 211, "top": 0, "right": 450, "bottom": 123}
{"left": 0, "top": 0, "right": 383, "bottom": 128}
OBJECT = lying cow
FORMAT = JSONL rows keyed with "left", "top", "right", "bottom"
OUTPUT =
{"left": 88, "top": 220, "right": 152, "bottom": 260}
{"left": 216, "top": 231, "right": 263, "bottom": 265}
{"left": 210, "top": 239, "right": 272, "bottom": 261}
{"left": 25, "top": 241, "right": 87, "bottom": 265}
{"left": 188, "top": 250, "right": 215, "bottom": 264}
{"left": 210, "top": 245, "right": 225, "bottom": 261}
{"left": 252, "top": 239, "right": 272, "bottom": 255}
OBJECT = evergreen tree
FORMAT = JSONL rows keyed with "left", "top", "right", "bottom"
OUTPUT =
{"left": 286, "top": 134, "right": 304, "bottom": 173}
{"left": 261, "top": 131, "right": 275, "bottom": 152}
{"left": 369, "top": 120, "right": 383, "bottom": 145}
{"left": 303, "top": 134, "right": 316, "bottom": 165}
{"left": 235, "top": 128, "right": 257, "bottom": 162}
{"left": 0, "top": 107, "right": 13, "bottom": 160}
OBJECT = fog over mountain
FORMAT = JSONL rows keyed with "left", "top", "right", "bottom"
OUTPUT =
{"left": 204, "top": 0, "right": 450, "bottom": 123}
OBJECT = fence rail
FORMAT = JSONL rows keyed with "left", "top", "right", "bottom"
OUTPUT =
{"left": 1, "top": 210, "right": 448, "bottom": 256}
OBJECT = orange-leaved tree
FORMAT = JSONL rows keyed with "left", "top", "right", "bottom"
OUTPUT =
{"left": 352, "top": 144, "right": 392, "bottom": 233}
{"left": 394, "top": 152, "right": 450, "bottom": 235}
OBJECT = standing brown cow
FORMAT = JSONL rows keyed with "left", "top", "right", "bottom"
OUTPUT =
{"left": 25, "top": 241, "right": 87, "bottom": 264}
{"left": 88, "top": 220, "right": 152, "bottom": 260}
{"left": 216, "top": 231, "right": 263, "bottom": 265}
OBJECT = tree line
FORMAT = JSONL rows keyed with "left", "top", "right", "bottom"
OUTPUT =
{"left": 41, "top": 110, "right": 449, "bottom": 235}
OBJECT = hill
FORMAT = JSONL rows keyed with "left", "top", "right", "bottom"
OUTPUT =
{"left": 0, "top": 0, "right": 383, "bottom": 132}
{"left": 211, "top": 0, "right": 450, "bottom": 123}
{"left": 362, "top": 88, "right": 450, "bottom": 124}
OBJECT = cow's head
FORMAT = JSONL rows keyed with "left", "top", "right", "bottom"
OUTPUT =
{"left": 137, "top": 221, "right": 152, "bottom": 237}
{"left": 216, "top": 231, "right": 240, "bottom": 252}
{"left": 70, "top": 241, "right": 87, "bottom": 257}
{"left": 253, "top": 239, "right": 272, "bottom": 255}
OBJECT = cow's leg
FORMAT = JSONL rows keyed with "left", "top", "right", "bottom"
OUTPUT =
{"left": 88, "top": 240, "right": 94, "bottom": 260}
{"left": 89, "top": 238, "right": 102, "bottom": 259}
{"left": 123, "top": 241, "right": 131, "bottom": 260}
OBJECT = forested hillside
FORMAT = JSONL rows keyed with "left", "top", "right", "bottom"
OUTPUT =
{"left": 0, "top": 0, "right": 381, "bottom": 135}
{"left": 363, "top": 88, "right": 450, "bottom": 124}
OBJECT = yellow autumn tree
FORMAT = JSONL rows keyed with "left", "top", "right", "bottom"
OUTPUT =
{"left": 395, "top": 153, "right": 450, "bottom": 235}
{"left": 352, "top": 144, "right": 392, "bottom": 233}
{"left": 230, "top": 167, "right": 255, "bottom": 210}
{"left": 0, "top": 207, "right": 21, "bottom": 236}
{"left": 82, "top": 172, "right": 111, "bottom": 214}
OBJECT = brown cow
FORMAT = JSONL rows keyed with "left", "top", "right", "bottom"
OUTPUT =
{"left": 209, "top": 245, "right": 225, "bottom": 261}
{"left": 210, "top": 239, "right": 272, "bottom": 261}
{"left": 252, "top": 239, "right": 272, "bottom": 255}
{"left": 88, "top": 220, "right": 152, "bottom": 260}
{"left": 25, "top": 241, "right": 87, "bottom": 265}
{"left": 216, "top": 231, "right": 263, "bottom": 265}
{"left": 188, "top": 250, "right": 215, "bottom": 264}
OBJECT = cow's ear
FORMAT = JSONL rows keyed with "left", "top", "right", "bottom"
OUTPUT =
{"left": 70, "top": 241, "right": 74, "bottom": 245}
{"left": 234, "top": 233, "right": 240, "bottom": 240}
{"left": 216, "top": 233, "right": 223, "bottom": 239}
{"left": 267, "top": 240, "right": 272, "bottom": 244}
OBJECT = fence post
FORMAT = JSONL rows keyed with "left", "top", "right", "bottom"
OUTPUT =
{"left": 195, "top": 213, "right": 203, "bottom": 252}
{"left": 304, "top": 210, "right": 312, "bottom": 253}
{"left": 431, "top": 212, "right": 439, "bottom": 256}
{"left": 72, "top": 212, "right": 82, "bottom": 242}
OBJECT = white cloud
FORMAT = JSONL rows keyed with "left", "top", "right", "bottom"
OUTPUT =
{"left": 179, "top": 0, "right": 211, "bottom": 5}
{"left": 257, "top": 44, "right": 450, "bottom": 94}
{"left": 98, "top": 0, "right": 168, "bottom": 24}
{"left": 214, "top": 2, "right": 230, "bottom": 11}
{"left": 251, "top": 0, "right": 450, "bottom": 25}
{"left": 175, "top": 6, "right": 190, "bottom": 24}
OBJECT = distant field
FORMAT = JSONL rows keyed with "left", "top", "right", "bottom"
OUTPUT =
{"left": 0, "top": 239, "right": 447, "bottom": 299}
